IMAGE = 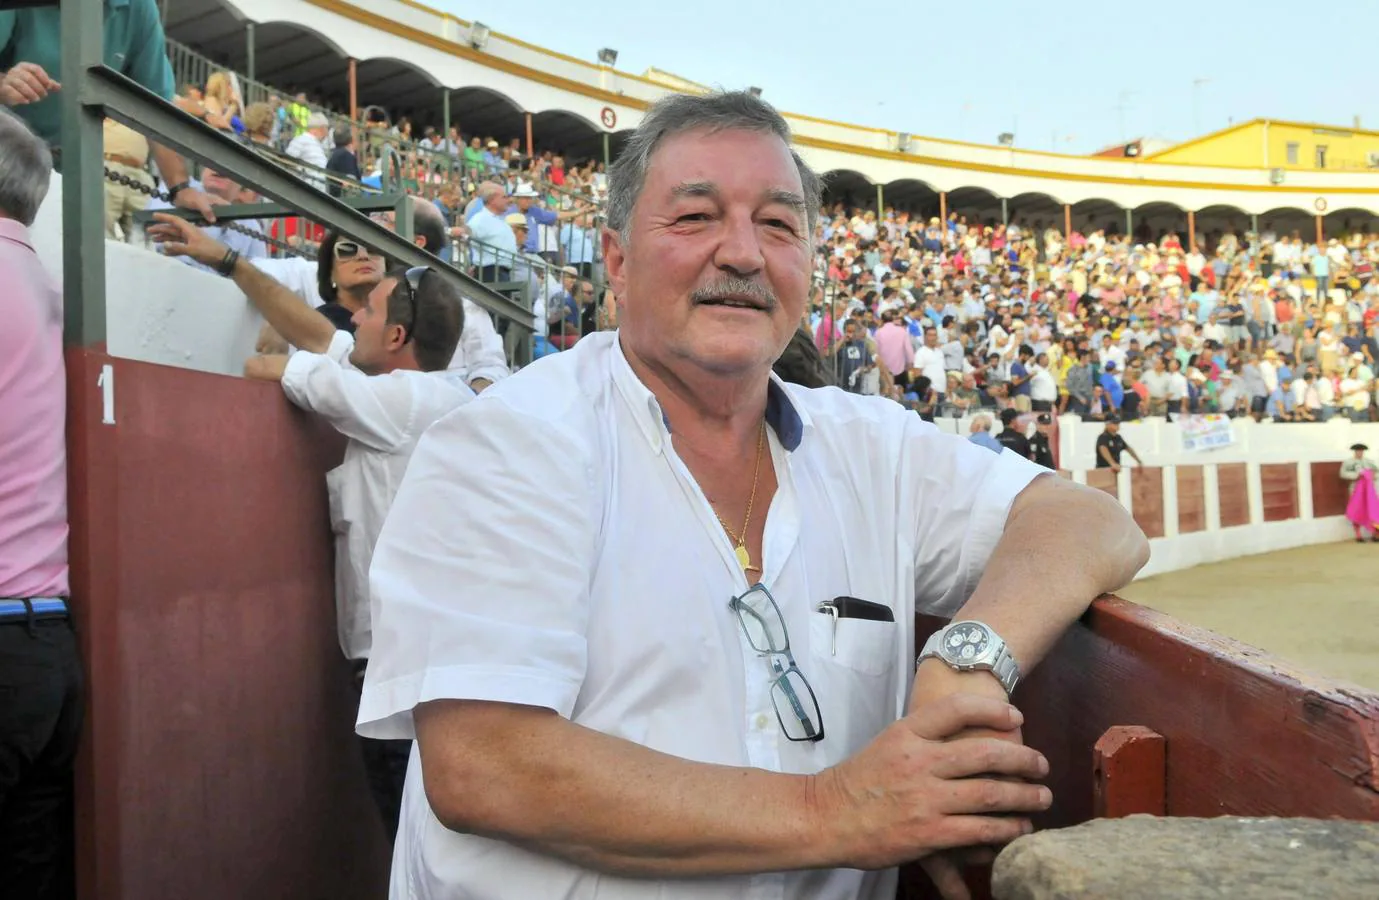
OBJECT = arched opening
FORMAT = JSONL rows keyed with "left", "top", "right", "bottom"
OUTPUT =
{"left": 1324, "top": 206, "right": 1379, "bottom": 240}
{"left": 529, "top": 110, "right": 602, "bottom": 166}
{"left": 444, "top": 86, "right": 525, "bottom": 151}
{"left": 882, "top": 178, "right": 939, "bottom": 218}
{"left": 1070, "top": 198, "right": 1127, "bottom": 238}
{"left": 1258, "top": 206, "right": 1315, "bottom": 244}
{"left": 1132, "top": 201, "right": 1187, "bottom": 247}
{"left": 821, "top": 170, "right": 874, "bottom": 213}
{"left": 1192, "top": 204, "right": 1250, "bottom": 253}
{"left": 244, "top": 23, "right": 350, "bottom": 109}
{"left": 1007, "top": 192, "right": 1065, "bottom": 235}
{"left": 946, "top": 186, "right": 1003, "bottom": 230}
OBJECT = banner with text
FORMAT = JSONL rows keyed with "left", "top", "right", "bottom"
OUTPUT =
{"left": 1180, "top": 415, "right": 1236, "bottom": 452}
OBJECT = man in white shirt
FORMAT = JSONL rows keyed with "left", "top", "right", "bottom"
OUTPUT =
{"left": 286, "top": 112, "right": 330, "bottom": 190}
{"left": 358, "top": 92, "right": 1147, "bottom": 900}
{"left": 147, "top": 212, "right": 474, "bottom": 846}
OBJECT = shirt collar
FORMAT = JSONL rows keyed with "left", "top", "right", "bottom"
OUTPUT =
{"left": 0, "top": 218, "right": 34, "bottom": 251}
{"left": 609, "top": 334, "right": 809, "bottom": 455}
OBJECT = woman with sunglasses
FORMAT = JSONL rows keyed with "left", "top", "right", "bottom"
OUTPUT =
{"left": 314, "top": 231, "right": 387, "bottom": 331}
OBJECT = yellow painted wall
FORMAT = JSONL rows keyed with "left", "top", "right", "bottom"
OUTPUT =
{"left": 1152, "top": 120, "right": 1379, "bottom": 171}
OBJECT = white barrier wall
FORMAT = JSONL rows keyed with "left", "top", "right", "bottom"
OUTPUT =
{"left": 33, "top": 174, "right": 264, "bottom": 377}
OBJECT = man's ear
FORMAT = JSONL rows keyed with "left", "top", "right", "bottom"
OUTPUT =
{"left": 603, "top": 226, "right": 628, "bottom": 298}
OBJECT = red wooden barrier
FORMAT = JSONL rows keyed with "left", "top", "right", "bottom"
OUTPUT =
{"left": 67, "top": 350, "right": 389, "bottom": 900}
{"left": 1260, "top": 463, "right": 1299, "bottom": 522}
{"left": 1092, "top": 726, "right": 1166, "bottom": 818}
{"left": 1130, "top": 467, "right": 1164, "bottom": 539}
{"left": 1085, "top": 468, "right": 1118, "bottom": 497}
{"left": 1311, "top": 461, "right": 1349, "bottom": 518}
{"left": 1216, "top": 462, "right": 1249, "bottom": 527}
{"left": 1176, "top": 465, "right": 1205, "bottom": 533}
{"left": 900, "top": 598, "right": 1379, "bottom": 899}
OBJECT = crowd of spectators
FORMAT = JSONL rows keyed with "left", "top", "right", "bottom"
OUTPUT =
{"left": 808, "top": 207, "right": 1379, "bottom": 425}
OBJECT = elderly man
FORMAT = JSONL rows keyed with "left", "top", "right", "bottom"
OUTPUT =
{"left": 358, "top": 92, "right": 1147, "bottom": 900}
{"left": 148, "top": 209, "right": 474, "bottom": 846}
{"left": 466, "top": 181, "right": 517, "bottom": 283}
{"left": 0, "top": 108, "right": 82, "bottom": 899}
{"left": 287, "top": 112, "right": 330, "bottom": 189}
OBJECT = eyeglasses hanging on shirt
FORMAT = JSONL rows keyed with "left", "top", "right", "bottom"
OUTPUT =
{"left": 729, "top": 584, "right": 825, "bottom": 743}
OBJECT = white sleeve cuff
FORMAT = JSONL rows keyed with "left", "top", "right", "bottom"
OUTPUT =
{"left": 356, "top": 665, "right": 583, "bottom": 740}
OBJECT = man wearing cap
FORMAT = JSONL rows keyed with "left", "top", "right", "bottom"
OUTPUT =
{"left": 286, "top": 111, "right": 330, "bottom": 190}
{"left": 511, "top": 183, "right": 589, "bottom": 257}
{"left": 1028, "top": 414, "right": 1056, "bottom": 469}
{"left": 1094, "top": 417, "right": 1142, "bottom": 472}
{"left": 547, "top": 266, "right": 583, "bottom": 350}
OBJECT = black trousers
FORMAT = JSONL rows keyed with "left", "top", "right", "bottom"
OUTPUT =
{"left": 0, "top": 615, "right": 84, "bottom": 900}
{"left": 351, "top": 661, "right": 410, "bottom": 846}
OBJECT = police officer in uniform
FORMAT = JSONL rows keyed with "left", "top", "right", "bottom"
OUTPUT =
{"left": 1029, "top": 413, "right": 1056, "bottom": 469}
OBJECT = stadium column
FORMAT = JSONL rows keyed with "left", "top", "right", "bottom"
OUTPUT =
{"left": 348, "top": 58, "right": 357, "bottom": 123}
{"left": 1187, "top": 210, "right": 1196, "bottom": 251}
{"left": 525, "top": 112, "right": 533, "bottom": 159}
{"left": 875, "top": 183, "right": 883, "bottom": 217}
{"left": 1064, "top": 203, "right": 1071, "bottom": 240}
{"left": 1315, "top": 214, "right": 1323, "bottom": 246}
{"left": 246, "top": 22, "right": 255, "bottom": 83}
{"left": 443, "top": 90, "right": 452, "bottom": 181}
{"left": 1001, "top": 196, "right": 1009, "bottom": 227}
{"left": 939, "top": 191, "right": 947, "bottom": 225}
{"left": 1125, "top": 208, "right": 1133, "bottom": 239}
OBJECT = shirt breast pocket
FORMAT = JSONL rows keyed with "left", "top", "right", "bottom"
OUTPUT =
{"left": 806, "top": 612, "right": 899, "bottom": 755}
{"left": 808, "top": 612, "right": 898, "bottom": 677}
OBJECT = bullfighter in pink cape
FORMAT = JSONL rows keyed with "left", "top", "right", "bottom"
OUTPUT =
{"left": 1341, "top": 442, "right": 1379, "bottom": 543}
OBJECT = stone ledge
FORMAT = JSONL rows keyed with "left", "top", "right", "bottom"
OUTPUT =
{"left": 992, "top": 815, "right": 1379, "bottom": 900}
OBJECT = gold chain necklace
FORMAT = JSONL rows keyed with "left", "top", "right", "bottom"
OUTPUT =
{"left": 714, "top": 421, "right": 766, "bottom": 577}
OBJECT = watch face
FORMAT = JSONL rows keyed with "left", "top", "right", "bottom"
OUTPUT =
{"left": 944, "top": 622, "right": 991, "bottom": 662}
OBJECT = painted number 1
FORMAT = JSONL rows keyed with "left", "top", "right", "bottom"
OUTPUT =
{"left": 97, "top": 364, "right": 115, "bottom": 425}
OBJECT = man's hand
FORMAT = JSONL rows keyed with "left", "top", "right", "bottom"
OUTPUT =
{"left": 0, "top": 63, "right": 59, "bottom": 106}
{"left": 909, "top": 661, "right": 1024, "bottom": 900}
{"left": 173, "top": 186, "right": 220, "bottom": 224}
{"left": 813, "top": 693, "right": 1049, "bottom": 872}
{"left": 146, "top": 212, "right": 229, "bottom": 268}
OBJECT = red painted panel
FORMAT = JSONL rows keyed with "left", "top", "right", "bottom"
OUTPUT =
{"left": 1216, "top": 462, "right": 1250, "bottom": 528}
{"left": 1130, "top": 468, "right": 1164, "bottom": 539}
{"left": 1176, "top": 466, "right": 1205, "bottom": 534}
{"left": 1260, "top": 463, "right": 1299, "bottom": 522}
{"left": 1311, "top": 461, "right": 1349, "bottom": 518}
{"left": 67, "top": 352, "right": 389, "bottom": 900}
{"left": 1092, "top": 726, "right": 1165, "bottom": 818}
{"left": 1085, "top": 468, "right": 1118, "bottom": 498}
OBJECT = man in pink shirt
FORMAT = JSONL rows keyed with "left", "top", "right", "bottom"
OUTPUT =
{"left": 0, "top": 108, "right": 82, "bottom": 899}
{"left": 873, "top": 308, "right": 914, "bottom": 391}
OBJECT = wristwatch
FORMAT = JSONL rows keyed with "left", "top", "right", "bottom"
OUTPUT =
{"left": 918, "top": 620, "right": 1021, "bottom": 695}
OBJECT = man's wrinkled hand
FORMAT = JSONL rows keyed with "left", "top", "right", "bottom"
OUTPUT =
{"left": 0, "top": 63, "right": 59, "bottom": 106}
{"left": 173, "top": 186, "right": 219, "bottom": 223}
{"left": 146, "top": 212, "right": 229, "bottom": 269}
{"left": 810, "top": 693, "right": 1049, "bottom": 873}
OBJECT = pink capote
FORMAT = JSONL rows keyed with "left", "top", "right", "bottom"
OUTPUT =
{"left": 1346, "top": 467, "right": 1379, "bottom": 528}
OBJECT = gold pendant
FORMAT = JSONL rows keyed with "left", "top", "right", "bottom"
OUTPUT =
{"left": 735, "top": 543, "right": 752, "bottom": 572}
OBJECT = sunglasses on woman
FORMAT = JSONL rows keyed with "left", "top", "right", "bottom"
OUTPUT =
{"left": 333, "top": 240, "right": 382, "bottom": 260}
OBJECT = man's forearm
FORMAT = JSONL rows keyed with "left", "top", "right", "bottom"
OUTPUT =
{"left": 230, "top": 258, "right": 336, "bottom": 354}
{"left": 150, "top": 142, "right": 189, "bottom": 189}
{"left": 415, "top": 701, "right": 829, "bottom": 878}
{"left": 947, "top": 476, "right": 1148, "bottom": 673}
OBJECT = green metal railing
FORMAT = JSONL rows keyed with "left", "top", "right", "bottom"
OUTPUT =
{"left": 60, "top": 3, "right": 530, "bottom": 354}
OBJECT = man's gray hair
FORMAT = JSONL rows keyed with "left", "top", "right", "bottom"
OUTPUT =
{"left": 606, "top": 91, "right": 821, "bottom": 241}
{"left": 0, "top": 108, "right": 52, "bottom": 226}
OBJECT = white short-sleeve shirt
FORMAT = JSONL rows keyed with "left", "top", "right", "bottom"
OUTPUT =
{"left": 359, "top": 331, "right": 1044, "bottom": 900}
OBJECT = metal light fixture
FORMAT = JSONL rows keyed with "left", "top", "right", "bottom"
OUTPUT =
{"left": 748, "top": 86, "right": 762, "bottom": 97}
{"left": 897, "top": 132, "right": 912, "bottom": 152}
{"left": 597, "top": 48, "right": 618, "bottom": 66}
{"left": 997, "top": 132, "right": 1015, "bottom": 146}
{"left": 469, "top": 22, "right": 490, "bottom": 50}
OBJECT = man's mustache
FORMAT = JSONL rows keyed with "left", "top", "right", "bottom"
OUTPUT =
{"left": 689, "top": 277, "right": 777, "bottom": 309}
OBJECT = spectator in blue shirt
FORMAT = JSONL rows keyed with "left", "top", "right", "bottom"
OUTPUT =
{"left": 559, "top": 212, "right": 598, "bottom": 278}
{"left": 1008, "top": 344, "right": 1034, "bottom": 412}
{"left": 1265, "top": 375, "right": 1298, "bottom": 421}
{"left": 511, "top": 184, "right": 590, "bottom": 257}
{"left": 966, "top": 414, "right": 1003, "bottom": 454}
{"left": 1100, "top": 361, "right": 1125, "bottom": 411}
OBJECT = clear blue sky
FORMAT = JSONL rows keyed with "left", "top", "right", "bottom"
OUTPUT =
{"left": 434, "top": 0, "right": 1374, "bottom": 154}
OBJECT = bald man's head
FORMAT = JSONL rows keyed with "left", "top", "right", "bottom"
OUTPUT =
{"left": 410, "top": 196, "right": 447, "bottom": 256}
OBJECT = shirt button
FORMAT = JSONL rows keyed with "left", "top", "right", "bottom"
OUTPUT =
{"left": 754, "top": 713, "right": 770, "bottom": 730}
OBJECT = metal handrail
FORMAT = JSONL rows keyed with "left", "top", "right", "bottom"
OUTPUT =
{"left": 166, "top": 38, "right": 606, "bottom": 213}
{"left": 60, "top": 8, "right": 530, "bottom": 350}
